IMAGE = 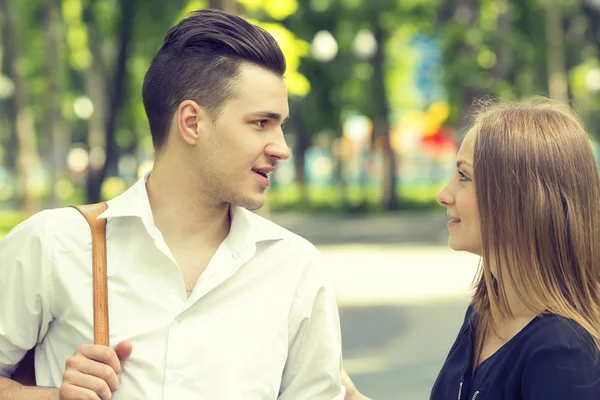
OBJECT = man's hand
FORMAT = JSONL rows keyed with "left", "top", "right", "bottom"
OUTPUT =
{"left": 342, "top": 369, "right": 372, "bottom": 400}
{"left": 59, "top": 341, "right": 132, "bottom": 400}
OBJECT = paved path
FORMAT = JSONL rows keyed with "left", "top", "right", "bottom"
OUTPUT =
{"left": 272, "top": 211, "right": 480, "bottom": 399}
{"left": 270, "top": 211, "right": 451, "bottom": 246}
{"left": 319, "top": 244, "right": 480, "bottom": 400}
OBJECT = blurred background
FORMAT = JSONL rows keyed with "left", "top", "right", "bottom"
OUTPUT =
{"left": 1, "top": 0, "right": 600, "bottom": 398}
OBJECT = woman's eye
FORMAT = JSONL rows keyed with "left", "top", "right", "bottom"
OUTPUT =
{"left": 458, "top": 171, "right": 468, "bottom": 181}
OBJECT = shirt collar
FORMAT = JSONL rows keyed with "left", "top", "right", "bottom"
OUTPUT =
{"left": 99, "top": 173, "right": 151, "bottom": 220}
{"left": 99, "top": 173, "right": 285, "bottom": 247}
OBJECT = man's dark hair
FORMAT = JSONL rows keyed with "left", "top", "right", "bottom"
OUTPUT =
{"left": 142, "top": 9, "right": 286, "bottom": 150}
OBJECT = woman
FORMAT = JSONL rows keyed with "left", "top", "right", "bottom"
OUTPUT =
{"left": 431, "top": 98, "right": 600, "bottom": 399}
{"left": 342, "top": 98, "right": 600, "bottom": 400}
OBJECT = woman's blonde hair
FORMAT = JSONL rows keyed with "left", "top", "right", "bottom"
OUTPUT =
{"left": 469, "top": 97, "right": 600, "bottom": 351}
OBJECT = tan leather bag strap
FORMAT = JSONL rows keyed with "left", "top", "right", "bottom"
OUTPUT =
{"left": 70, "top": 202, "right": 110, "bottom": 346}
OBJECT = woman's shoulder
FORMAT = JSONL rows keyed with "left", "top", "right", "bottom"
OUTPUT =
{"left": 456, "top": 304, "right": 476, "bottom": 334}
{"left": 519, "top": 314, "right": 600, "bottom": 397}
{"left": 524, "top": 313, "right": 596, "bottom": 350}
{"left": 463, "top": 303, "right": 476, "bottom": 323}
{"left": 517, "top": 313, "right": 599, "bottom": 373}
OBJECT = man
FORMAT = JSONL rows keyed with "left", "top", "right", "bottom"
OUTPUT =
{"left": 0, "top": 9, "right": 345, "bottom": 399}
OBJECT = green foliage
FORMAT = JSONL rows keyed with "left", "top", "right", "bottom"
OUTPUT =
{"left": 3, "top": 0, "right": 600, "bottom": 213}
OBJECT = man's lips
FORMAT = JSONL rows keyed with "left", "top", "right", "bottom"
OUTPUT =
{"left": 252, "top": 166, "right": 275, "bottom": 178}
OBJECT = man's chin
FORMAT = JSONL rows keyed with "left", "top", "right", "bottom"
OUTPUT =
{"left": 244, "top": 203, "right": 264, "bottom": 211}
{"left": 232, "top": 195, "right": 265, "bottom": 211}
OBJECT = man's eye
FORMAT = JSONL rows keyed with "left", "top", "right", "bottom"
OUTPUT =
{"left": 254, "top": 120, "right": 267, "bottom": 127}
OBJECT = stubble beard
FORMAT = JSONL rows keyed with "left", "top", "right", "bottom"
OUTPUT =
{"left": 203, "top": 174, "right": 265, "bottom": 211}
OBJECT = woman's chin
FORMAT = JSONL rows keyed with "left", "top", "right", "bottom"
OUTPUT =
{"left": 448, "top": 237, "right": 462, "bottom": 251}
{"left": 448, "top": 238, "right": 482, "bottom": 256}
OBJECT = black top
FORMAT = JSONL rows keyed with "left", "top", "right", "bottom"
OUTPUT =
{"left": 430, "top": 306, "right": 600, "bottom": 400}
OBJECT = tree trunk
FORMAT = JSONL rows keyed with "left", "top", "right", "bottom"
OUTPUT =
{"left": 456, "top": 0, "right": 480, "bottom": 132}
{"left": 84, "top": 0, "right": 108, "bottom": 184}
{"left": 493, "top": 0, "right": 510, "bottom": 81}
{"left": 291, "top": 98, "right": 310, "bottom": 204}
{"left": 436, "top": 0, "right": 455, "bottom": 27}
{"left": 86, "top": 0, "right": 135, "bottom": 203}
{"left": 43, "top": 0, "right": 63, "bottom": 207}
{"left": 545, "top": 1, "right": 568, "bottom": 102}
{"left": 0, "top": 0, "right": 41, "bottom": 213}
{"left": 371, "top": 16, "right": 397, "bottom": 210}
{"left": 579, "top": 3, "right": 600, "bottom": 139}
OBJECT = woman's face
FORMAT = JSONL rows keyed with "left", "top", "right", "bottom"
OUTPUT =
{"left": 436, "top": 129, "right": 482, "bottom": 256}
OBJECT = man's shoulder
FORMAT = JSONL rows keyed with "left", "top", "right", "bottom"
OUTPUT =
{"left": 36, "top": 206, "right": 91, "bottom": 227}
{"left": 8, "top": 206, "right": 92, "bottom": 242}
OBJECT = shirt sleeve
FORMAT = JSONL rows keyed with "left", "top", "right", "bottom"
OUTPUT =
{"left": 0, "top": 211, "right": 54, "bottom": 377}
{"left": 521, "top": 340, "right": 600, "bottom": 399}
{"left": 278, "top": 252, "right": 345, "bottom": 400}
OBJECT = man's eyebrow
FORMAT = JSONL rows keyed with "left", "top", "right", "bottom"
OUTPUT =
{"left": 457, "top": 160, "right": 473, "bottom": 169}
{"left": 246, "top": 111, "right": 290, "bottom": 123}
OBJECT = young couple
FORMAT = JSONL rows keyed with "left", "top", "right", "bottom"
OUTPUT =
{"left": 1, "top": 9, "right": 599, "bottom": 400}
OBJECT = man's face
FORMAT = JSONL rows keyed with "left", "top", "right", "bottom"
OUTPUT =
{"left": 195, "top": 63, "right": 290, "bottom": 210}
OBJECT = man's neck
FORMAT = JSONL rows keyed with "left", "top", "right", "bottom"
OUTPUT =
{"left": 145, "top": 163, "right": 231, "bottom": 244}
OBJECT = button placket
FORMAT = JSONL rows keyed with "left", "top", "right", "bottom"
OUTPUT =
{"left": 162, "top": 314, "right": 189, "bottom": 398}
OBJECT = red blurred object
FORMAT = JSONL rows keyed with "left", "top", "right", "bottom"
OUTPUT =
{"left": 422, "top": 127, "right": 457, "bottom": 156}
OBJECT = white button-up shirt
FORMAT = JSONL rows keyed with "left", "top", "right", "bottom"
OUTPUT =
{"left": 0, "top": 176, "right": 345, "bottom": 399}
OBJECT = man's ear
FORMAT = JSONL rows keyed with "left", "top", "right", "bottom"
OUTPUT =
{"left": 176, "top": 100, "right": 207, "bottom": 146}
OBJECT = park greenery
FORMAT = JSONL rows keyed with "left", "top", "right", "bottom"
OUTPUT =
{"left": 0, "top": 0, "right": 599, "bottom": 234}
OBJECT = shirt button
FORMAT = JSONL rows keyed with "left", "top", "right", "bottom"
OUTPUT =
{"left": 175, "top": 316, "right": 182, "bottom": 324}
